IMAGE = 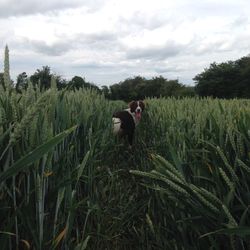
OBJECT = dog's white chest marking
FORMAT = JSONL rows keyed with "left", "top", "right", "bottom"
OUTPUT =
{"left": 112, "top": 117, "right": 121, "bottom": 135}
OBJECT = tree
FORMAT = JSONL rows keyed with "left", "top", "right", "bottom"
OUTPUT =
{"left": 68, "top": 76, "right": 86, "bottom": 89}
{"left": 177, "top": 86, "right": 195, "bottom": 97}
{"left": 235, "top": 56, "right": 250, "bottom": 98}
{"left": 101, "top": 85, "right": 110, "bottom": 98}
{"left": 30, "top": 66, "right": 52, "bottom": 90}
{"left": 16, "top": 72, "right": 28, "bottom": 91}
{"left": 108, "top": 76, "right": 194, "bottom": 100}
{"left": 55, "top": 75, "right": 67, "bottom": 90}
{"left": 194, "top": 56, "right": 250, "bottom": 98}
{"left": 146, "top": 76, "right": 166, "bottom": 97}
{"left": 109, "top": 76, "right": 146, "bottom": 100}
{"left": 68, "top": 76, "right": 101, "bottom": 92}
{"left": 30, "top": 66, "right": 67, "bottom": 90}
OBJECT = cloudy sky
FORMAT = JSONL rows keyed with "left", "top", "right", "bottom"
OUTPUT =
{"left": 0, "top": 0, "right": 249, "bottom": 86}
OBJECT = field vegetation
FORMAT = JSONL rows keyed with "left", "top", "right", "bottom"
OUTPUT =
{"left": 0, "top": 82, "right": 250, "bottom": 249}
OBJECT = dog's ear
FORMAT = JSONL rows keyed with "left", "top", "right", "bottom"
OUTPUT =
{"left": 139, "top": 100, "right": 145, "bottom": 111}
{"left": 128, "top": 100, "right": 136, "bottom": 112}
{"left": 128, "top": 100, "right": 135, "bottom": 107}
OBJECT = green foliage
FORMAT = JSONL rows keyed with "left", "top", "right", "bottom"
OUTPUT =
{"left": 194, "top": 56, "right": 250, "bottom": 98}
{"left": 0, "top": 86, "right": 121, "bottom": 249}
{"left": 68, "top": 76, "right": 86, "bottom": 89}
{"left": 129, "top": 97, "right": 250, "bottom": 249}
{"left": 16, "top": 72, "right": 28, "bottom": 91}
{"left": 30, "top": 65, "right": 64, "bottom": 90}
{"left": 108, "top": 76, "right": 195, "bottom": 100}
{"left": 0, "top": 84, "right": 250, "bottom": 249}
{"left": 14, "top": 66, "right": 99, "bottom": 92}
{"left": 68, "top": 76, "right": 101, "bottom": 92}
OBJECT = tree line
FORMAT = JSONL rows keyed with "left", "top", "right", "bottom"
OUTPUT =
{"left": 0, "top": 66, "right": 101, "bottom": 93}
{"left": 0, "top": 55, "right": 249, "bottom": 100}
{"left": 0, "top": 66, "right": 195, "bottom": 99}
{"left": 194, "top": 55, "right": 250, "bottom": 98}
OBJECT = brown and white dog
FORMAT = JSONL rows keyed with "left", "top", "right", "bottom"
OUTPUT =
{"left": 112, "top": 100, "right": 145, "bottom": 146}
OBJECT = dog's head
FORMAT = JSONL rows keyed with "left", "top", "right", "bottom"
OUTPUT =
{"left": 128, "top": 100, "right": 145, "bottom": 121}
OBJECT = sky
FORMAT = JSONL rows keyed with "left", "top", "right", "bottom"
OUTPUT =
{"left": 0, "top": 0, "right": 249, "bottom": 86}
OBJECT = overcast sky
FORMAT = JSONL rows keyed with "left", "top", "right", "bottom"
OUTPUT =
{"left": 0, "top": 0, "right": 249, "bottom": 86}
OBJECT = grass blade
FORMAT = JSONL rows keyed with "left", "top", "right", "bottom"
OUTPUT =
{"left": 0, "top": 125, "right": 77, "bottom": 184}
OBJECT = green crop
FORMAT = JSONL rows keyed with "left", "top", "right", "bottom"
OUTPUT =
{"left": 0, "top": 86, "right": 250, "bottom": 249}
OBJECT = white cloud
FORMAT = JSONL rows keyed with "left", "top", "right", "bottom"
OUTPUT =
{"left": 0, "top": 0, "right": 249, "bottom": 85}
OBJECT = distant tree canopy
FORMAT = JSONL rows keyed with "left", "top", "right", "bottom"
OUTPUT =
{"left": 11, "top": 66, "right": 193, "bottom": 100}
{"left": 194, "top": 56, "right": 250, "bottom": 98}
{"left": 16, "top": 72, "right": 28, "bottom": 91}
{"left": 107, "top": 76, "right": 195, "bottom": 101}
{"left": 68, "top": 76, "right": 101, "bottom": 92}
{"left": 29, "top": 66, "right": 68, "bottom": 90}
{"left": 2, "top": 53, "right": 249, "bottom": 100}
{"left": 30, "top": 66, "right": 52, "bottom": 89}
{"left": 26, "top": 66, "right": 99, "bottom": 92}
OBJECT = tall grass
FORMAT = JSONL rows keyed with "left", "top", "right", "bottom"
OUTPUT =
{"left": 0, "top": 85, "right": 250, "bottom": 249}
{"left": 133, "top": 97, "right": 250, "bottom": 249}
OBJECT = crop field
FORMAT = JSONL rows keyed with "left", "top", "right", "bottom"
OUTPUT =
{"left": 0, "top": 84, "right": 250, "bottom": 249}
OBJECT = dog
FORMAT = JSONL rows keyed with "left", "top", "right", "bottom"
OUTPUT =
{"left": 112, "top": 100, "right": 145, "bottom": 146}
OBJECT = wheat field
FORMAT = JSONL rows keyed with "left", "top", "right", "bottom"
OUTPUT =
{"left": 0, "top": 84, "right": 250, "bottom": 249}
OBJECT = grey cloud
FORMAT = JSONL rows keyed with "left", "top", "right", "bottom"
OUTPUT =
{"left": 68, "top": 61, "right": 127, "bottom": 85}
{"left": 189, "top": 37, "right": 237, "bottom": 56}
{"left": 51, "top": 31, "right": 119, "bottom": 50}
{"left": 155, "top": 66, "right": 182, "bottom": 74}
{"left": 28, "top": 40, "right": 72, "bottom": 56}
{"left": 126, "top": 42, "right": 184, "bottom": 60}
{"left": 84, "top": 33, "right": 117, "bottom": 43}
{"left": 24, "top": 31, "right": 118, "bottom": 57}
{"left": 76, "top": 32, "right": 118, "bottom": 49}
{"left": 231, "top": 16, "right": 249, "bottom": 27}
{"left": 0, "top": 0, "right": 104, "bottom": 18}
{"left": 72, "top": 61, "right": 116, "bottom": 70}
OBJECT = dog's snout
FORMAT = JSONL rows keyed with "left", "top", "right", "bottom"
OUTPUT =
{"left": 136, "top": 107, "right": 141, "bottom": 113}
